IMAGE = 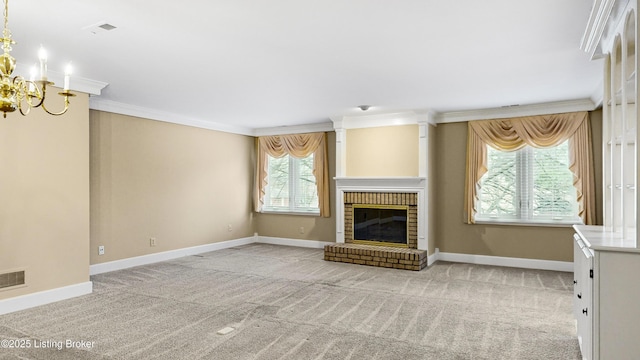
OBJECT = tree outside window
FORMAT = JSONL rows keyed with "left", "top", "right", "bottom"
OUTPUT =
{"left": 264, "top": 154, "right": 319, "bottom": 213}
{"left": 477, "top": 141, "right": 579, "bottom": 223}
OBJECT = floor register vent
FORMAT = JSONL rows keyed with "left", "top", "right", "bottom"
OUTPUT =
{"left": 0, "top": 270, "right": 25, "bottom": 289}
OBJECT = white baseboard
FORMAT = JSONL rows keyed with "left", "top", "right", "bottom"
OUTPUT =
{"left": 434, "top": 249, "right": 573, "bottom": 272}
{"left": 89, "top": 236, "right": 256, "bottom": 275}
{"left": 256, "top": 236, "right": 330, "bottom": 249}
{"left": 427, "top": 248, "right": 439, "bottom": 266}
{"left": 0, "top": 281, "right": 93, "bottom": 316}
{"left": 89, "top": 236, "right": 329, "bottom": 276}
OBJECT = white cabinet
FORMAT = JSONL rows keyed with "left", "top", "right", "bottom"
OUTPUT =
{"left": 584, "top": 0, "right": 639, "bottom": 240}
{"left": 580, "top": 2, "right": 640, "bottom": 359}
{"left": 573, "top": 226, "right": 640, "bottom": 360}
{"left": 573, "top": 233, "right": 593, "bottom": 360}
{"left": 602, "top": 2, "right": 638, "bottom": 237}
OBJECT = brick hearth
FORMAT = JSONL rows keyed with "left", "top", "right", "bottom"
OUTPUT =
{"left": 324, "top": 243, "right": 428, "bottom": 271}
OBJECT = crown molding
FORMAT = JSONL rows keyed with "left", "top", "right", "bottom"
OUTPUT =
{"left": 252, "top": 121, "right": 334, "bottom": 136}
{"left": 581, "top": 0, "right": 632, "bottom": 60}
{"left": 433, "top": 99, "right": 597, "bottom": 124}
{"left": 89, "top": 99, "right": 254, "bottom": 136}
{"left": 590, "top": 78, "right": 605, "bottom": 108}
{"left": 14, "top": 65, "right": 108, "bottom": 96}
{"left": 65, "top": 76, "right": 109, "bottom": 96}
{"left": 581, "top": 0, "right": 614, "bottom": 59}
{"left": 89, "top": 98, "right": 598, "bottom": 136}
{"left": 330, "top": 110, "right": 436, "bottom": 130}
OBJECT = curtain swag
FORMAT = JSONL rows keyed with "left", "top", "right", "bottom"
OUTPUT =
{"left": 253, "top": 132, "right": 330, "bottom": 217}
{"left": 464, "top": 111, "right": 595, "bottom": 225}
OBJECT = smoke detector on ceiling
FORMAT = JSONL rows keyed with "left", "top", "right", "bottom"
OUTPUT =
{"left": 83, "top": 21, "right": 117, "bottom": 35}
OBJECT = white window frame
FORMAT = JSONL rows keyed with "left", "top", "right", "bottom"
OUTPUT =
{"left": 475, "top": 144, "right": 582, "bottom": 226}
{"left": 262, "top": 154, "right": 320, "bottom": 215}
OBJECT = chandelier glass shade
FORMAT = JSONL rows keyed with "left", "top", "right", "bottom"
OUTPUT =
{"left": 0, "top": 0, "right": 74, "bottom": 118}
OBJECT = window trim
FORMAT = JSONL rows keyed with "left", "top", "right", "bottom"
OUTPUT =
{"left": 475, "top": 143, "right": 582, "bottom": 226}
{"left": 262, "top": 154, "right": 320, "bottom": 215}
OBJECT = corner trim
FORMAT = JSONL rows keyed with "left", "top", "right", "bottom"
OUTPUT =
{"left": 427, "top": 248, "right": 439, "bottom": 266}
{"left": 0, "top": 281, "right": 93, "bottom": 316}
{"left": 256, "top": 236, "right": 330, "bottom": 249}
{"left": 89, "top": 236, "right": 256, "bottom": 275}
{"left": 435, "top": 250, "right": 573, "bottom": 272}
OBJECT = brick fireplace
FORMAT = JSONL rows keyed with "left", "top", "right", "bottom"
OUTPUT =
{"left": 343, "top": 192, "right": 417, "bottom": 248}
{"left": 324, "top": 177, "right": 429, "bottom": 271}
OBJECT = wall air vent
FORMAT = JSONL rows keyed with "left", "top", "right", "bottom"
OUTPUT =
{"left": 0, "top": 270, "right": 25, "bottom": 289}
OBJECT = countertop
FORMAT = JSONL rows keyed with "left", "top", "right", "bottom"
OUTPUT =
{"left": 573, "top": 225, "right": 640, "bottom": 253}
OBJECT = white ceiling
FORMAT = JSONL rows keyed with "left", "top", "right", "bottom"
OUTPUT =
{"left": 8, "top": 0, "right": 603, "bottom": 133}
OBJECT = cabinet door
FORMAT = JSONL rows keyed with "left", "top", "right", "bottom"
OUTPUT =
{"left": 579, "top": 248, "right": 593, "bottom": 360}
{"left": 597, "top": 252, "right": 640, "bottom": 359}
{"left": 574, "top": 235, "right": 593, "bottom": 360}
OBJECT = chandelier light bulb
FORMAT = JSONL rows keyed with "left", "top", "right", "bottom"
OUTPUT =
{"left": 63, "top": 63, "right": 72, "bottom": 91}
{"left": 38, "top": 45, "right": 47, "bottom": 80}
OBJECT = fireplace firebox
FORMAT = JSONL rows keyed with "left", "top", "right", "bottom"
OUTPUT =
{"left": 353, "top": 205, "right": 408, "bottom": 247}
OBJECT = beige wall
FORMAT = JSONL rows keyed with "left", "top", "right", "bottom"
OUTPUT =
{"left": 434, "top": 112, "right": 603, "bottom": 262}
{"left": 590, "top": 109, "right": 604, "bottom": 225}
{"left": 428, "top": 124, "right": 437, "bottom": 256}
{"left": 0, "top": 92, "right": 90, "bottom": 300}
{"left": 90, "top": 111, "right": 255, "bottom": 264}
{"left": 254, "top": 132, "right": 336, "bottom": 242}
{"left": 346, "top": 125, "right": 419, "bottom": 176}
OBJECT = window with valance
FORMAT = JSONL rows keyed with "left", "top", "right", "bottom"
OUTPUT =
{"left": 464, "top": 111, "right": 595, "bottom": 225}
{"left": 254, "top": 132, "right": 330, "bottom": 217}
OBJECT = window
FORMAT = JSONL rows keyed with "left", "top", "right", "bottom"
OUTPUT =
{"left": 476, "top": 140, "right": 580, "bottom": 224}
{"left": 263, "top": 154, "right": 319, "bottom": 214}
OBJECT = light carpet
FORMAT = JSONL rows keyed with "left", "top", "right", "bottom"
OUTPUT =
{"left": 0, "top": 243, "right": 580, "bottom": 359}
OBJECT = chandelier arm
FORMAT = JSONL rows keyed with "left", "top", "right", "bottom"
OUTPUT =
{"left": 17, "top": 77, "right": 45, "bottom": 108}
{"left": 18, "top": 100, "right": 30, "bottom": 116}
{"left": 40, "top": 93, "right": 72, "bottom": 116}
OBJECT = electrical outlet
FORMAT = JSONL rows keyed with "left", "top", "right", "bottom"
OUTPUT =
{"left": 98, "top": 246, "right": 105, "bottom": 255}
{"left": 228, "top": 224, "right": 232, "bottom": 232}
{"left": 150, "top": 237, "right": 157, "bottom": 247}
{"left": 299, "top": 227, "right": 305, "bottom": 234}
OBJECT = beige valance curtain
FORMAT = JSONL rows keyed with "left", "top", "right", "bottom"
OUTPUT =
{"left": 464, "top": 111, "right": 595, "bottom": 224}
{"left": 253, "top": 132, "right": 330, "bottom": 217}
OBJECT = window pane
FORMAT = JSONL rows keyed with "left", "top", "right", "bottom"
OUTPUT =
{"left": 477, "top": 141, "right": 579, "bottom": 223}
{"left": 266, "top": 155, "right": 289, "bottom": 208}
{"left": 478, "top": 146, "right": 517, "bottom": 217}
{"left": 294, "top": 155, "right": 318, "bottom": 209}
{"left": 531, "top": 141, "right": 577, "bottom": 219}
{"left": 264, "top": 154, "right": 318, "bottom": 213}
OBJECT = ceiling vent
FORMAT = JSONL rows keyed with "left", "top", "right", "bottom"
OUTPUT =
{"left": 83, "top": 22, "right": 117, "bottom": 35}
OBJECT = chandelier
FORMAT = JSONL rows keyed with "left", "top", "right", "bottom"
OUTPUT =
{"left": 0, "top": 0, "right": 74, "bottom": 118}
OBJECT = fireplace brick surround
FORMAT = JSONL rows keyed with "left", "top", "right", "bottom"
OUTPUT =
{"left": 325, "top": 190, "right": 427, "bottom": 271}
{"left": 343, "top": 192, "right": 418, "bottom": 248}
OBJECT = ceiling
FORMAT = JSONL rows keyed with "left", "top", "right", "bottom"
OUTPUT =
{"left": 8, "top": 0, "right": 603, "bottom": 134}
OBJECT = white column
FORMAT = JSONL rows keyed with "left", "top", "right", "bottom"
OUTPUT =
{"left": 332, "top": 118, "right": 346, "bottom": 243}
